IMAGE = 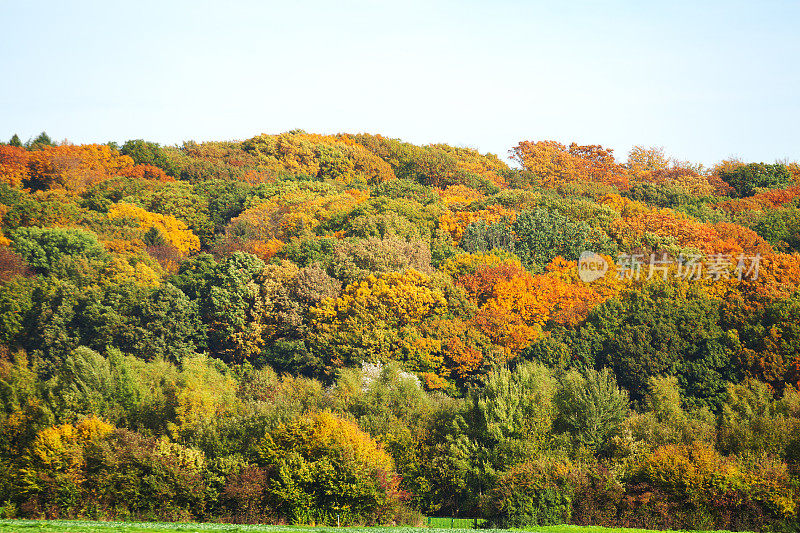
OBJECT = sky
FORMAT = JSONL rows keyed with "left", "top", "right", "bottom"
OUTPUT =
{"left": 1, "top": 0, "right": 798, "bottom": 167}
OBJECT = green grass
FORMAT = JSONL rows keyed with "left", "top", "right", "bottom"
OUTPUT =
{"left": 426, "top": 518, "right": 487, "bottom": 529}
{"left": 0, "top": 520, "right": 749, "bottom": 533}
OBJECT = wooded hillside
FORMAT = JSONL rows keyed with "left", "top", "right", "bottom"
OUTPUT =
{"left": 0, "top": 131, "right": 798, "bottom": 530}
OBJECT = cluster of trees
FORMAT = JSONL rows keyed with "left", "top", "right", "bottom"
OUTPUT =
{"left": 0, "top": 131, "right": 799, "bottom": 530}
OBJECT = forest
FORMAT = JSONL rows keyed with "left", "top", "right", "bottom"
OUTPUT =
{"left": 0, "top": 131, "right": 798, "bottom": 531}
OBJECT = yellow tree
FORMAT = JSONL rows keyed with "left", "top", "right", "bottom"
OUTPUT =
{"left": 108, "top": 202, "right": 200, "bottom": 255}
{"left": 260, "top": 410, "right": 403, "bottom": 524}
{"left": 311, "top": 269, "right": 452, "bottom": 380}
{"left": 19, "top": 417, "right": 114, "bottom": 508}
{"left": 627, "top": 145, "right": 669, "bottom": 177}
{"left": 242, "top": 132, "right": 395, "bottom": 185}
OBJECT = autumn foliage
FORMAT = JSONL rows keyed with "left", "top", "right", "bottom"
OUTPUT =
{"left": 27, "top": 144, "right": 133, "bottom": 191}
{"left": 1, "top": 131, "right": 799, "bottom": 528}
{"left": 0, "top": 145, "right": 29, "bottom": 187}
{"left": 511, "top": 141, "right": 628, "bottom": 189}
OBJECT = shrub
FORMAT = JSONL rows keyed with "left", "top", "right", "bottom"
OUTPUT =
{"left": 628, "top": 442, "right": 798, "bottom": 530}
{"left": 484, "top": 459, "right": 574, "bottom": 527}
{"left": 259, "top": 410, "right": 407, "bottom": 525}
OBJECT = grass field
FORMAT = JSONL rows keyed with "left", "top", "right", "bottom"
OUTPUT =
{"left": 0, "top": 520, "right": 748, "bottom": 533}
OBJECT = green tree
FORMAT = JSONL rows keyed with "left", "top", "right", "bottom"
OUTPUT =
{"left": 513, "top": 208, "right": 592, "bottom": 270}
{"left": 200, "top": 252, "right": 268, "bottom": 363}
{"left": 554, "top": 367, "right": 629, "bottom": 452}
{"left": 325, "top": 197, "right": 435, "bottom": 241}
{"left": 625, "top": 181, "right": 697, "bottom": 208}
{"left": 462, "top": 362, "right": 558, "bottom": 498}
{"left": 574, "top": 283, "right": 737, "bottom": 410}
{"left": 50, "top": 346, "right": 115, "bottom": 420}
{"left": 372, "top": 178, "right": 439, "bottom": 205}
{"left": 719, "top": 162, "right": 792, "bottom": 197}
{"left": 279, "top": 236, "right": 338, "bottom": 268}
{"left": 10, "top": 227, "right": 107, "bottom": 274}
{"left": 717, "top": 379, "right": 800, "bottom": 458}
{"left": 625, "top": 375, "right": 716, "bottom": 449}
{"left": 330, "top": 236, "right": 432, "bottom": 286}
{"left": 23, "top": 276, "right": 147, "bottom": 374}
{"left": 27, "top": 132, "right": 54, "bottom": 150}
{"left": 8, "top": 134, "right": 22, "bottom": 147}
{"left": 0, "top": 276, "right": 37, "bottom": 346}
{"left": 724, "top": 292, "right": 800, "bottom": 390}
{"left": 753, "top": 208, "right": 800, "bottom": 253}
{"left": 484, "top": 459, "right": 575, "bottom": 528}
{"left": 460, "top": 221, "right": 516, "bottom": 255}
{"left": 169, "top": 252, "right": 217, "bottom": 301}
{"left": 82, "top": 427, "right": 207, "bottom": 518}
{"left": 0, "top": 352, "right": 50, "bottom": 464}
{"left": 192, "top": 180, "right": 251, "bottom": 233}
{"left": 120, "top": 139, "right": 177, "bottom": 175}
{"left": 142, "top": 226, "right": 167, "bottom": 247}
{"left": 129, "top": 282, "right": 205, "bottom": 363}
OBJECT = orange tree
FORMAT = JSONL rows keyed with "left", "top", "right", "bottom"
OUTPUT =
{"left": 26, "top": 144, "right": 133, "bottom": 191}
{"left": 457, "top": 257, "right": 620, "bottom": 361}
{"left": 510, "top": 140, "right": 628, "bottom": 189}
{"left": 718, "top": 254, "right": 800, "bottom": 389}
{"left": 0, "top": 145, "right": 29, "bottom": 188}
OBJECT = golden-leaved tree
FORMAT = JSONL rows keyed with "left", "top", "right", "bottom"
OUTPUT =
{"left": 242, "top": 132, "right": 395, "bottom": 185}
{"left": 18, "top": 416, "right": 114, "bottom": 509}
{"left": 107, "top": 202, "right": 200, "bottom": 255}
{"left": 457, "top": 256, "right": 623, "bottom": 359}
{"left": 259, "top": 410, "right": 405, "bottom": 524}
{"left": 312, "top": 269, "right": 462, "bottom": 382}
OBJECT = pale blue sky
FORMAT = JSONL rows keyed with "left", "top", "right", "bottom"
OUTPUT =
{"left": 1, "top": 0, "right": 798, "bottom": 166}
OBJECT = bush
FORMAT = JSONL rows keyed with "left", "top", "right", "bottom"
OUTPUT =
{"left": 15, "top": 423, "right": 208, "bottom": 521}
{"left": 627, "top": 442, "right": 797, "bottom": 530}
{"left": 258, "top": 411, "right": 407, "bottom": 525}
{"left": 85, "top": 429, "right": 207, "bottom": 520}
{"left": 221, "top": 464, "right": 272, "bottom": 523}
{"left": 483, "top": 460, "right": 574, "bottom": 527}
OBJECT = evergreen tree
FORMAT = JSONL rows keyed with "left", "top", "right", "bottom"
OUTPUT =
{"left": 28, "top": 131, "right": 54, "bottom": 149}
